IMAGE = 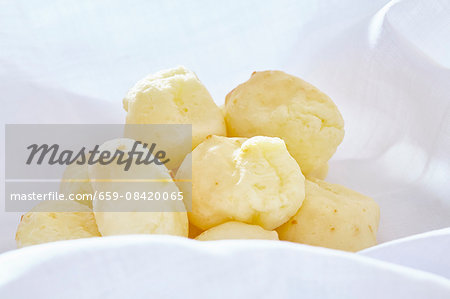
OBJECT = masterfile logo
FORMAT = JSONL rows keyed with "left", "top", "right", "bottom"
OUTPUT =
{"left": 26, "top": 140, "right": 170, "bottom": 171}
{"left": 4, "top": 124, "right": 192, "bottom": 212}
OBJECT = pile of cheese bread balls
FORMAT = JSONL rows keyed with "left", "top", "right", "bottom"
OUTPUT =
{"left": 16, "top": 66, "right": 380, "bottom": 252}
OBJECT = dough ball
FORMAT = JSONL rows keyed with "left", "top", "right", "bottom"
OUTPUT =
{"left": 15, "top": 201, "right": 100, "bottom": 248}
{"left": 307, "top": 162, "right": 329, "bottom": 180}
{"left": 88, "top": 138, "right": 188, "bottom": 237}
{"left": 59, "top": 162, "right": 93, "bottom": 207}
{"left": 277, "top": 178, "right": 380, "bottom": 252}
{"left": 195, "top": 221, "right": 278, "bottom": 241}
{"left": 176, "top": 135, "right": 305, "bottom": 231}
{"left": 123, "top": 66, "right": 226, "bottom": 150}
{"left": 224, "top": 70, "right": 344, "bottom": 175}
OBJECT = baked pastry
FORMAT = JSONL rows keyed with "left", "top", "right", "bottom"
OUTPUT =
{"left": 88, "top": 138, "right": 188, "bottom": 237}
{"left": 277, "top": 178, "right": 380, "bottom": 252}
{"left": 123, "top": 66, "right": 226, "bottom": 151}
{"left": 224, "top": 70, "right": 344, "bottom": 175}
{"left": 176, "top": 135, "right": 305, "bottom": 230}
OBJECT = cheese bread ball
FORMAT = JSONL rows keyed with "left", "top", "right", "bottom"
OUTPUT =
{"left": 277, "top": 178, "right": 380, "bottom": 252}
{"left": 224, "top": 71, "right": 344, "bottom": 175}
{"left": 15, "top": 201, "right": 100, "bottom": 248}
{"left": 307, "top": 162, "right": 329, "bottom": 180}
{"left": 195, "top": 221, "right": 278, "bottom": 241}
{"left": 176, "top": 135, "right": 305, "bottom": 231}
{"left": 123, "top": 66, "right": 226, "bottom": 150}
{"left": 59, "top": 162, "right": 93, "bottom": 207}
{"left": 88, "top": 138, "right": 188, "bottom": 237}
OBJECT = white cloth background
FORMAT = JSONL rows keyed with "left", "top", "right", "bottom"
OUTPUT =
{"left": 0, "top": 0, "right": 449, "bottom": 297}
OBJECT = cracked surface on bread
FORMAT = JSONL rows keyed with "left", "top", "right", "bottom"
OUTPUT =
{"left": 176, "top": 135, "right": 305, "bottom": 231}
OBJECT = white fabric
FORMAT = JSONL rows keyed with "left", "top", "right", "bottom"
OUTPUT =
{"left": 360, "top": 227, "right": 450, "bottom": 279}
{"left": 0, "top": 0, "right": 449, "bottom": 297}
{"left": 0, "top": 236, "right": 449, "bottom": 299}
